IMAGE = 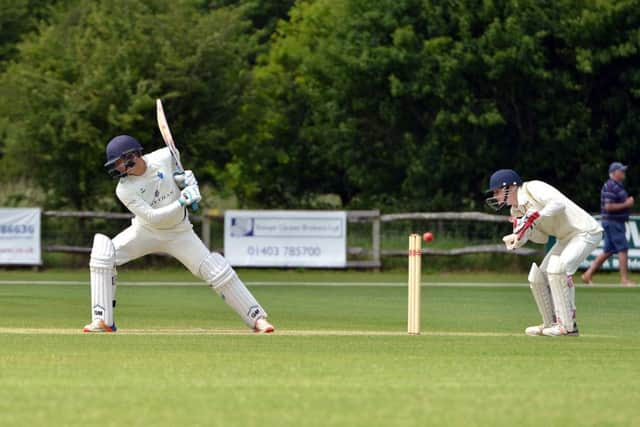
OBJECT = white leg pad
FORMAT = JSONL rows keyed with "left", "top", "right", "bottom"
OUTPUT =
{"left": 528, "top": 263, "right": 555, "bottom": 327}
{"left": 198, "top": 253, "right": 267, "bottom": 328}
{"left": 89, "top": 233, "right": 116, "bottom": 327}
{"left": 546, "top": 256, "right": 576, "bottom": 331}
{"left": 567, "top": 274, "right": 576, "bottom": 317}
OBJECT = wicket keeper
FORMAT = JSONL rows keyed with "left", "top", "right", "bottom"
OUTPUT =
{"left": 83, "top": 135, "right": 275, "bottom": 333}
{"left": 486, "top": 169, "right": 602, "bottom": 336}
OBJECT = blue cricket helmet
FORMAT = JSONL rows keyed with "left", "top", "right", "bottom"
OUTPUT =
{"left": 487, "top": 169, "right": 522, "bottom": 192}
{"left": 485, "top": 169, "right": 522, "bottom": 211}
{"left": 104, "top": 135, "right": 143, "bottom": 178}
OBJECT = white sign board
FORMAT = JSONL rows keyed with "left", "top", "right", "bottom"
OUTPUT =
{"left": 0, "top": 208, "right": 42, "bottom": 265}
{"left": 224, "top": 210, "right": 347, "bottom": 268}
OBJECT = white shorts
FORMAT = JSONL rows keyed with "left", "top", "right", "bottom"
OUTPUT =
{"left": 112, "top": 224, "right": 210, "bottom": 275}
{"left": 540, "top": 231, "right": 603, "bottom": 275}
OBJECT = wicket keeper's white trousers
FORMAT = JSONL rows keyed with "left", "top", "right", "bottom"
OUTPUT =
{"left": 113, "top": 223, "right": 210, "bottom": 274}
{"left": 540, "top": 231, "right": 602, "bottom": 275}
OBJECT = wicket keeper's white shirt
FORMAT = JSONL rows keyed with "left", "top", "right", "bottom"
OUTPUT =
{"left": 511, "top": 180, "right": 602, "bottom": 241}
{"left": 116, "top": 148, "right": 191, "bottom": 231}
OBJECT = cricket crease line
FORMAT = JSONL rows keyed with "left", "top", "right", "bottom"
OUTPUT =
{"left": 0, "top": 327, "right": 618, "bottom": 338}
{"left": 0, "top": 280, "right": 636, "bottom": 288}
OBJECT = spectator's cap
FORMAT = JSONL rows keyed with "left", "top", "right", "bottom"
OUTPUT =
{"left": 609, "top": 162, "right": 628, "bottom": 174}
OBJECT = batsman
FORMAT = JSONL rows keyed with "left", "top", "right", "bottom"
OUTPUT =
{"left": 83, "top": 134, "right": 274, "bottom": 333}
{"left": 486, "top": 169, "right": 602, "bottom": 337}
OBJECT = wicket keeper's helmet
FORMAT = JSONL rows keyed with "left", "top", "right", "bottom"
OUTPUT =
{"left": 487, "top": 169, "right": 522, "bottom": 192}
{"left": 104, "top": 135, "right": 143, "bottom": 178}
{"left": 485, "top": 169, "right": 522, "bottom": 211}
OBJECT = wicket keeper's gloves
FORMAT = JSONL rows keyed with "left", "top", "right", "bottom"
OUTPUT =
{"left": 513, "top": 211, "right": 540, "bottom": 240}
{"left": 502, "top": 233, "right": 526, "bottom": 250}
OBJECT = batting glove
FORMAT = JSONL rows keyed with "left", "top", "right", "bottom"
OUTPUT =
{"left": 178, "top": 185, "right": 201, "bottom": 207}
{"left": 173, "top": 170, "right": 198, "bottom": 189}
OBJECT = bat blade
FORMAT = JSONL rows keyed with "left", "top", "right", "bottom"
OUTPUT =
{"left": 156, "top": 98, "right": 184, "bottom": 172}
{"left": 156, "top": 98, "right": 198, "bottom": 210}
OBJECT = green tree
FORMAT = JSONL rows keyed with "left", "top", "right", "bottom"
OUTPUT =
{"left": 2, "top": 0, "right": 639, "bottom": 213}
{"left": 0, "top": 0, "right": 255, "bottom": 209}
{"left": 230, "top": 0, "right": 640, "bottom": 211}
{"left": 0, "top": 0, "right": 58, "bottom": 67}
{"left": 562, "top": 0, "right": 640, "bottom": 210}
{"left": 209, "top": 0, "right": 296, "bottom": 33}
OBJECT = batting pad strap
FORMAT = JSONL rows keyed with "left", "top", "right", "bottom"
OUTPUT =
{"left": 528, "top": 263, "right": 555, "bottom": 328}
{"left": 198, "top": 253, "right": 236, "bottom": 291}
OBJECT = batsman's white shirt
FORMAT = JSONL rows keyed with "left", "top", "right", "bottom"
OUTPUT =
{"left": 116, "top": 147, "right": 189, "bottom": 231}
{"left": 112, "top": 147, "right": 209, "bottom": 273}
{"left": 512, "top": 180, "right": 603, "bottom": 274}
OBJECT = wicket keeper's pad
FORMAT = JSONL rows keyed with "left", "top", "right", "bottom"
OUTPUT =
{"left": 528, "top": 263, "right": 555, "bottom": 328}
{"left": 198, "top": 253, "right": 267, "bottom": 327}
{"left": 89, "top": 234, "right": 116, "bottom": 327}
{"left": 546, "top": 256, "right": 575, "bottom": 331}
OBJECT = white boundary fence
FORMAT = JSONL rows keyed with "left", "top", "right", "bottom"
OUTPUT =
{"left": 41, "top": 209, "right": 541, "bottom": 268}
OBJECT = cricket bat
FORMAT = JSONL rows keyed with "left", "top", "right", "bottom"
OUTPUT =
{"left": 156, "top": 98, "right": 199, "bottom": 211}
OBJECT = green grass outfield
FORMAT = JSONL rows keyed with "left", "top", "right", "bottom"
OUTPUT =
{"left": 1, "top": 269, "right": 639, "bottom": 427}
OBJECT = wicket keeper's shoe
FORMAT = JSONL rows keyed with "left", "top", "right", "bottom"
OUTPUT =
{"left": 525, "top": 324, "right": 545, "bottom": 336}
{"left": 83, "top": 319, "right": 117, "bottom": 333}
{"left": 254, "top": 318, "right": 275, "bottom": 334}
{"left": 542, "top": 323, "right": 579, "bottom": 337}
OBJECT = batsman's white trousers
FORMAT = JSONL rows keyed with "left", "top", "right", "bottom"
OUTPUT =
{"left": 540, "top": 231, "right": 602, "bottom": 275}
{"left": 113, "top": 223, "right": 209, "bottom": 274}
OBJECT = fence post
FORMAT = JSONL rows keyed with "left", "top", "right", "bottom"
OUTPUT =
{"left": 372, "top": 209, "right": 381, "bottom": 269}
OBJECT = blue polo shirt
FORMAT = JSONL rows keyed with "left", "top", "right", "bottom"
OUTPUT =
{"left": 601, "top": 178, "right": 630, "bottom": 222}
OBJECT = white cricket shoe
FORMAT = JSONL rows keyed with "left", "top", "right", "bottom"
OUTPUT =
{"left": 525, "top": 324, "right": 545, "bottom": 336}
{"left": 542, "top": 323, "right": 579, "bottom": 337}
{"left": 254, "top": 318, "right": 275, "bottom": 334}
{"left": 83, "top": 319, "right": 117, "bottom": 333}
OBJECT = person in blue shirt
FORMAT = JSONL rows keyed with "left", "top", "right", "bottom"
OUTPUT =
{"left": 582, "top": 162, "right": 635, "bottom": 286}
